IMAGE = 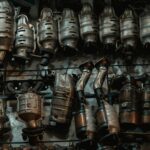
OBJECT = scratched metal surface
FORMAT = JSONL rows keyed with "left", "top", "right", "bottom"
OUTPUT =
{"left": 3, "top": 53, "right": 150, "bottom": 148}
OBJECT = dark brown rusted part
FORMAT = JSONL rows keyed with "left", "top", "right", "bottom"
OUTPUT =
{"left": 75, "top": 112, "right": 86, "bottom": 133}
{"left": 17, "top": 91, "right": 42, "bottom": 128}
{"left": 75, "top": 111, "right": 95, "bottom": 140}
{"left": 119, "top": 79, "right": 140, "bottom": 127}
{"left": 141, "top": 82, "right": 150, "bottom": 127}
{"left": 120, "top": 111, "right": 139, "bottom": 125}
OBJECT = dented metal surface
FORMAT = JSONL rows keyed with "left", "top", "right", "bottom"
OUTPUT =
{"left": 79, "top": 3, "right": 98, "bottom": 45}
{"left": 99, "top": 6, "right": 119, "bottom": 47}
{"left": 0, "top": 0, "right": 14, "bottom": 62}
{"left": 120, "top": 7, "right": 139, "bottom": 49}
{"left": 50, "top": 73, "right": 75, "bottom": 125}
{"left": 0, "top": 54, "right": 149, "bottom": 148}
{"left": 14, "top": 14, "right": 35, "bottom": 60}
{"left": 0, "top": 0, "right": 149, "bottom": 148}
{"left": 58, "top": 8, "right": 79, "bottom": 50}
{"left": 37, "top": 8, "right": 58, "bottom": 54}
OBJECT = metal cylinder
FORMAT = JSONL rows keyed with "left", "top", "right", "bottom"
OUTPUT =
{"left": 37, "top": 8, "right": 58, "bottom": 54}
{"left": 120, "top": 8, "right": 139, "bottom": 49}
{"left": 75, "top": 104, "right": 96, "bottom": 140}
{"left": 99, "top": 6, "right": 119, "bottom": 46}
{"left": 119, "top": 77, "right": 139, "bottom": 128}
{"left": 0, "top": 0, "right": 14, "bottom": 61}
{"left": 79, "top": 3, "right": 98, "bottom": 45}
{"left": 140, "top": 6, "right": 150, "bottom": 47}
{"left": 14, "top": 14, "right": 35, "bottom": 60}
{"left": 17, "top": 91, "right": 43, "bottom": 128}
{"left": 75, "top": 61, "right": 95, "bottom": 140}
{"left": 94, "top": 58, "right": 120, "bottom": 145}
{"left": 96, "top": 101, "right": 120, "bottom": 143}
{"left": 59, "top": 8, "right": 79, "bottom": 50}
{"left": 141, "top": 81, "right": 150, "bottom": 130}
{"left": 94, "top": 58, "right": 109, "bottom": 105}
{"left": 51, "top": 73, "right": 75, "bottom": 124}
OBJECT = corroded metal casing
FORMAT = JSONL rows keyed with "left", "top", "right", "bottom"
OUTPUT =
{"left": 94, "top": 58, "right": 119, "bottom": 144}
{"left": 79, "top": 3, "right": 98, "bottom": 44}
{"left": 0, "top": 0, "right": 14, "bottom": 54}
{"left": 140, "top": 6, "right": 150, "bottom": 46}
{"left": 76, "top": 61, "right": 94, "bottom": 92}
{"left": 75, "top": 105, "right": 96, "bottom": 140}
{"left": 59, "top": 8, "right": 79, "bottom": 50}
{"left": 96, "top": 101, "right": 120, "bottom": 143}
{"left": 37, "top": 8, "right": 58, "bottom": 54}
{"left": 0, "top": 99, "right": 5, "bottom": 131}
{"left": 14, "top": 14, "right": 35, "bottom": 60}
{"left": 119, "top": 81, "right": 139, "bottom": 127}
{"left": 51, "top": 74, "right": 75, "bottom": 124}
{"left": 17, "top": 92, "right": 43, "bottom": 128}
{"left": 99, "top": 6, "right": 119, "bottom": 45}
{"left": 75, "top": 61, "right": 95, "bottom": 140}
{"left": 141, "top": 82, "right": 150, "bottom": 128}
{"left": 120, "top": 8, "right": 139, "bottom": 48}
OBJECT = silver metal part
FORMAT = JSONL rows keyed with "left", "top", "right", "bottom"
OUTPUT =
{"left": 51, "top": 73, "right": 75, "bottom": 124}
{"left": 0, "top": 0, "right": 14, "bottom": 54}
{"left": 37, "top": 8, "right": 58, "bottom": 54}
{"left": 120, "top": 8, "right": 139, "bottom": 48}
{"left": 140, "top": 6, "right": 150, "bottom": 46}
{"left": 99, "top": 6, "right": 119, "bottom": 45}
{"left": 17, "top": 91, "right": 43, "bottom": 128}
{"left": 94, "top": 58, "right": 109, "bottom": 90}
{"left": 103, "top": 101, "right": 120, "bottom": 134}
{"left": 94, "top": 66, "right": 107, "bottom": 89}
{"left": 59, "top": 8, "right": 79, "bottom": 50}
{"left": 85, "top": 105, "right": 96, "bottom": 133}
{"left": 76, "top": 68, "right": 91, "bottom": 91}
{"left": 15, "top": 14, "right": 35, "bottom": 59}
{"left": 79, "top": 3, "right": 98, "bottom": 44}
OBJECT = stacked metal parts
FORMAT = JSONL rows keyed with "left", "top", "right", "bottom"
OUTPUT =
{"left": 0, "top": 0, "right": 149, "bottom": 149}
{"left": 141, "top": 79, "right": 150, "bottom": 131}
{"left": 0, "top": 1, "right": 149, "bottom": 63}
